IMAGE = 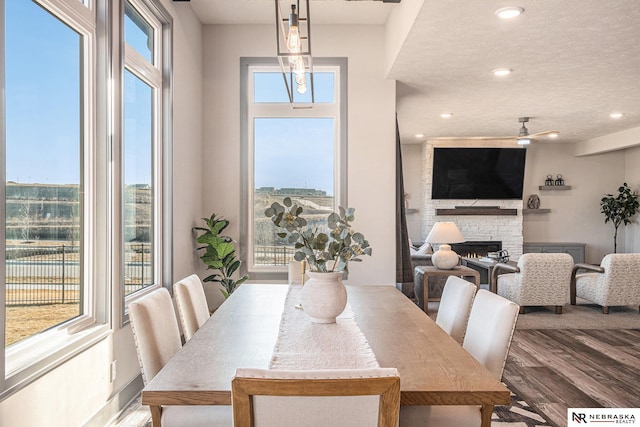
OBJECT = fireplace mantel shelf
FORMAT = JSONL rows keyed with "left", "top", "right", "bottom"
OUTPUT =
{"left": 436, "top": 208, "right": 518, "bottom": 216}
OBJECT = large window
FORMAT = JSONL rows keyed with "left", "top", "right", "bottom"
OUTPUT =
{"left": 242, "top": 60, "right": 346, "bottom": 279}
{"left": 122, "top": 0, "right": 163, "bottom": 298}
{"left": 0, "top": 0, "right": 171, "bottom": 396}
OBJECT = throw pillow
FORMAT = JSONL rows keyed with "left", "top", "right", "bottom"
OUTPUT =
{"left": 415, "top": 242, "right": 433, "bottom": 255}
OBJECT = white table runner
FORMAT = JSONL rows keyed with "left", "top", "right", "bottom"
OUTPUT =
{"left": 269, "top": 284, "right": 380, "bottom": 370}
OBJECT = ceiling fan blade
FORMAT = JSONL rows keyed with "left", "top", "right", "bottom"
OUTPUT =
{"left": 529, "top": 130, "right": 559, "bottom": 139}
{"left": 429, "top": 135, "right": 516, "bottom": 141}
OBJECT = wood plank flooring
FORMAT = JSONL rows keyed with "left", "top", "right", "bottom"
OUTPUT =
{"left": 503, "top": 328, "right": 640, "bottom": 427}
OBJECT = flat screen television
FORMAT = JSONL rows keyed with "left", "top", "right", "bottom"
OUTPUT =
{"left": 431, "top": 147, "right": 526, "bottom": 200}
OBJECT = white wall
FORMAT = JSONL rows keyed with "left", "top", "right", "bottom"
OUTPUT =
{"left": 0, "top": 3, "right": 204, "bottom": 426}
{"left": 522, "top": 143, "right": 625, "bottom": 263}
{"left": 624, "top": 145, "right": 640, "bottom": 253}
{"left": 202, "top": 24, "right": 396, "bottom": 286}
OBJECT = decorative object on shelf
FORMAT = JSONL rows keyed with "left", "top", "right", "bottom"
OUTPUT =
{"left": 487, "top": 249, "right": 510, "bottom": 263}
{"left": 527, "top": 194, "right": 541, "bottom": 209}
{"left": 195, "top": 213, "right": 249, "bottom": 298}
{"left": 600, "top": 182, "right": 640, "bottom": 253}
{"left": 265, "top": 197, "right": 372, "bottom": 323}
{"left": 404, "top": 192, "right": 410, "bottom": 209}
{"left": 555, "top": 174, "right": 565, "bottom": 186}
{"left": 275, "top": 0, "right": 314, "bottom": 107}
{"left": 545, "top": 174, "right": 555, "bottom": 186}
{"left": 425, "top": 222, "right": 465, "bottom": 270}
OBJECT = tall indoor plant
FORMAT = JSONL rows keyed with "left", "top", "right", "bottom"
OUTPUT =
{"left": 195, "top": 213, "right": 248, "bottom": 298}
{"left": 265, "top": 197, "right": 372, "bottom": 323}
{"left": 600, "top": 183, "right": 639, "bottom": 253}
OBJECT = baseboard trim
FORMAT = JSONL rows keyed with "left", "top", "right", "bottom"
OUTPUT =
{"left": 83, "top": 374, "right": 144, "bottom": 427}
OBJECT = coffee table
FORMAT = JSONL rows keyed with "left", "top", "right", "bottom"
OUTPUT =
{"left": 414, "top": 265, "right": 480, "bottom": 314}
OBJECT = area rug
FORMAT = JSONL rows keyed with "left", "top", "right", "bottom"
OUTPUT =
{"left": 514, "top": 298, "right": 640, "bottom": 330}
{"left": 426, "top": 299, "right": 640, "bottom": 330}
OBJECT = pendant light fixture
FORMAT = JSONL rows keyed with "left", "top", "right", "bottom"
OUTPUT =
{"left": 275, "top": 0, "right": 314, "bottom": 108}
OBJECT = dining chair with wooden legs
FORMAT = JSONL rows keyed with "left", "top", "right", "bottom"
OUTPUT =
{"left": 130, "top": 287, "right": 232, "bottom": 427}
{"left": 400, "top": 290, "right": 519, "bottom": 427}
{"left": 232, "top": 368, "right": 401, "bottom": 427}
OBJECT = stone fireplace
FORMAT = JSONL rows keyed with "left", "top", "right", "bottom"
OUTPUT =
{"left": 421, "top": 140, "right": 524, "bottom": 258}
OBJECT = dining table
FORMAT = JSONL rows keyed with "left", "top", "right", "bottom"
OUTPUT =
{"left": 142, "top": 283, "right": 510, "bottom": 427}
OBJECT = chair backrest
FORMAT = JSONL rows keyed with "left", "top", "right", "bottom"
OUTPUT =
{"left": 514, "top": 253, "right": 573, "bottom": 299}
{"left": 435, "top": 276, "right": 477, "bottom": 344}
{"left": 462, "top": 289, "right": 519, "bottom": 380}
{"left": 232, "top": 368, "right": 401, "bottom": 427}
{"left": 174, "top": 274, "right": 210, "bottom": 341}
{"left": 129, "top": 287, "right": 182, "bottom": 384}
{"left": 598, "top": 253, "right": 640, "bottom": 302}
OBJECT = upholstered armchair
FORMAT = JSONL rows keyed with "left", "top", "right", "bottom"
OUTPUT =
{"left": 570, "top": 253, "right": 640, "bottom": 314}
{"left": 492, "top": 253, "right": 573, "bottom": 314}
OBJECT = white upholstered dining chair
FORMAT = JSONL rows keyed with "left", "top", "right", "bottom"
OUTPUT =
{"left": 232, "top": 368, "right": 401, "bottom": 427}
{"left": 571, "top": 253, "right": 640, "bottom": 314}
{"left": 435, "top": 276, "right": 477, "bottom": 344}
{"left": 173, "top": 274, "right": 210, "bottom": 341}
{"left": 400, "top": 290, "right": 519, "bottom": 427}
{"left": 129, "top": 287, "right": 232, "bottom": 427}
{"left": 493, "top": 253, "right": 573, "bottom": 314}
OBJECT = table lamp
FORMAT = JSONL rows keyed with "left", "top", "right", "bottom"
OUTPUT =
{"left": 426, "top": 222, "right": 465, "bottom": 270}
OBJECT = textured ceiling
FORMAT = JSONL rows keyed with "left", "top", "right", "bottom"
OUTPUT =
{"left": 187, "top": 0, "right": 640, "bottom": 146}
{"left": 392, "top": 0, "right": 640, "bottom": 144}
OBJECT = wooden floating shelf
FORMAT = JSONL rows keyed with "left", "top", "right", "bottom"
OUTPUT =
{"left": 539, "top": 185, "right": 572, "bottom": 190}
{"left": 523, "top": 208, "right": 551, "bottom": 214}
{"left": 436, "top": 208, "right": 517, "bottom": 216}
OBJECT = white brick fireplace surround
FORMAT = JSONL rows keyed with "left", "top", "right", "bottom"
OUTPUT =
{"left": 421, "top": 140, "right": 524, "bottom": 259}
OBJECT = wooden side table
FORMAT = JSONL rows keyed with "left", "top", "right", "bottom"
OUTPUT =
{"left": 414, "top": 265, "right": 480, "bottom": 315}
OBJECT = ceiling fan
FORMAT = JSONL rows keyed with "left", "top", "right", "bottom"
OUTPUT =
{"left": 428, "top": 116, "right": 559, "bottom": 144}
{"left": 514, "top": 117, "right": 559, "bottom": 145}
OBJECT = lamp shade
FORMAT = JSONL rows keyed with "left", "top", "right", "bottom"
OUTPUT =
{"left": 425, "top": 222, "right": 465, "bottom": 244}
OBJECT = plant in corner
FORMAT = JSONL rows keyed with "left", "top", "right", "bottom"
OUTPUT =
{"left": 264, "top": 197, "right": 372, "bottom": 272}
{"left": 195, "top": 213, "right": 248, "bottom": 298}
{"left": 600, "top": 182, "right": 640, "bottom": 253}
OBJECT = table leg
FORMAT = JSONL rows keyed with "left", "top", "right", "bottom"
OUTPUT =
{"left": 150, "top": 405, "right": 162, "bottom": 427}
{"left": 422, "top": 274, "right": 429, "bottom": 315}
{"left": 480, "top": 404, "right": 494, "bottom": 427}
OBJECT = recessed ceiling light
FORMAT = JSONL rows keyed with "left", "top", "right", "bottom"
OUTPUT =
{"left": 415, "top": 133, "right": 425, "bottom": 138}
{"left": 440, "top": 113, "right": 453, "bottom": 118}
{"left": 492, "top": 68, "right": 513, "bottom": 77}
{"left": 610, "top": 112, "right": 624, "bottom": 119}
{"left": 548, "top": 132, "right": 559, "bottom": 138}
{"left": 495, "top": 7, "right": 524, "bottom": 19}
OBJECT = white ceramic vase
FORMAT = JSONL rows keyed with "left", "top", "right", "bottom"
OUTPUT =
{"left": 301, "top": 271, "right": 347, "bottom": 324}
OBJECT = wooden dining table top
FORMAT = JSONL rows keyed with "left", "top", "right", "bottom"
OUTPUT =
{"left": 142, "top": 283, "right": 510, "bottom": 410}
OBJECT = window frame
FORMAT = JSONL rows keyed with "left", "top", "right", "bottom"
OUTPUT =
{"left": 117, "top": 0, "right": 172, "bottom": 324}
{"left": 0, "top": 0, "right": 108, "bottom": 399}
{"left": 0, "top": 0, "right": 173, "bottom": 399}
{"left": 240, "top": 58, "right": 348, "bottom": 281}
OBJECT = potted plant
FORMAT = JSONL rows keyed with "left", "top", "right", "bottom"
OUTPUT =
{"left": 600, "top": 183, "right": 639, "bottom": 253}
{"left": 265, "top": 197, "right": 371, "bottom": 323}
{"left": 195, "top": 213, "right": 248, "bottom": 298}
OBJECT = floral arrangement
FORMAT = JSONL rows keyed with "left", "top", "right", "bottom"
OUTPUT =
{"left": 264, "top": 197, "right": 372, "bottom": 272}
